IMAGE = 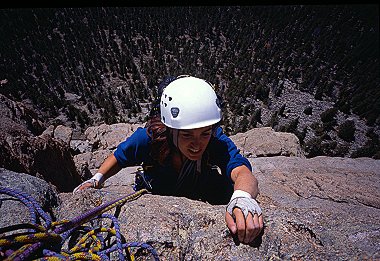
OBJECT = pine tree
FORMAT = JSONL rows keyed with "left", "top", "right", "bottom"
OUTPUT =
{"left": 337, "top": 120, "right": 356, "bottom": 142}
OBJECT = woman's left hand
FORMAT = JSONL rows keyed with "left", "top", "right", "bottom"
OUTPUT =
{"left": 225, "top": 207, "right": 264, "bottom": 244}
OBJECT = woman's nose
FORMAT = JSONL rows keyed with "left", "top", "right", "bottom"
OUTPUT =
{"left": 191, "top": 137, "right": 201, "bottom": 148}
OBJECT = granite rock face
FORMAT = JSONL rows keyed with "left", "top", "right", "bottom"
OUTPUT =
{"left": 250, "top": 156, "right": 380, "bottom": 260}
{"left": 54, "top": 157, "right": 380, "bottom": 260}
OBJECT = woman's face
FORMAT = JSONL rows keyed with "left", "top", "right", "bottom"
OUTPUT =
{"left": 177, "top": 125, "right": 213, "bottom": 160}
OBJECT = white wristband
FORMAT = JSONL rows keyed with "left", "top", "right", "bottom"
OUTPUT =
{"left": 90, "top": 172, "right": 105, "bottom": 187}
{"left": 227, "top": 190, "right": 262, "bottom": 219}
{"left": 230, "top": 190, "right": 252, "bottom": 201}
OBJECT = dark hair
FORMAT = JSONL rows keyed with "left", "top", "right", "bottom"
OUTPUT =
{"left": 145, "top": 76, "right": 177, "bottom": 165}
{"left": 145, "top": 115, "right": 172, "bottom": 166}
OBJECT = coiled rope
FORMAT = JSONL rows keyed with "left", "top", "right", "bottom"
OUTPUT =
{"left": 0, "top": 186, "right": 160, "bottom": 261}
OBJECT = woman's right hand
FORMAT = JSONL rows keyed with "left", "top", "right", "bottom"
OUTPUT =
{"left": 73, "top": 180, "right": 96, "bottom": 193}
{"left": 73, "top": 180, "right": 95, "bottom": 193}
{"left": 73, "top": 173, "right": 105, "bottom": 193}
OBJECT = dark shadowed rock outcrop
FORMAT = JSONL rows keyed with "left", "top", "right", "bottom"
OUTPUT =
{"left": 0, "top": 94, "right": 82, "bottom": 192}
{"left": 0, "top": 132, "right": 81, "bottom": 192}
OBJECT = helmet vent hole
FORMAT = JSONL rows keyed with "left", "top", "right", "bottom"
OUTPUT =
{"left": 162, "top": 116, "right": 165, "bottom": 123}
{"left": 164, "top": 103, "right": 167, "bottom": 107}
{"left": 169, "top": 97, "right": 172, "bottom": 101}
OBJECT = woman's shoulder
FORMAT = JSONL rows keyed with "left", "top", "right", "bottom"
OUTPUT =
{"left": 117, "top": 126, "right": 151, "bottom": 148}
{"left": 129, "top": 126, "right": 151, "bottom": 142}
{"left": 133, "top": 126, "right": 149, "bottom": 135}
{"left": 212, "top": 126, "right": 233, "bottom": 143}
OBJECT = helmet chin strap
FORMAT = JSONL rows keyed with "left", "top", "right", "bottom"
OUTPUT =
{"left": 172, "top": 128, "right": 179, "bottom": 148}
{"left": 171, "top": 128, "right": 201, "bottom": 173}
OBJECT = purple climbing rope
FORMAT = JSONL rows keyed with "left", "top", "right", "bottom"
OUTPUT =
{"left": 0, "top": 186, "right": 159, "bottom": 261}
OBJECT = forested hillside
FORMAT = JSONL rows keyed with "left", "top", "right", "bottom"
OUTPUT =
{"left": 0, "top": 6, "right": 379, "bottom": 158}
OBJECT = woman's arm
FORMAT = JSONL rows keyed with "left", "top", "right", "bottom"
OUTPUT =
{"left": 226, "top": 165, "right": 264, "bottom": 244}
{"left": 97, "top": 154, "right": 122, "bottom": 182}
{"left": 230, "top": 165, "right": 259, "bottom": 198}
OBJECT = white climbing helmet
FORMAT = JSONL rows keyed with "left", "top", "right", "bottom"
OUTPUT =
{"left": 160, "top": 75, "right": 222, "bottom": 129}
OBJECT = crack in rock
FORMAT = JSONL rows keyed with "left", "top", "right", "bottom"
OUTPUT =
{"left": 287, "top": 221, "right": 324, "bottom": 247}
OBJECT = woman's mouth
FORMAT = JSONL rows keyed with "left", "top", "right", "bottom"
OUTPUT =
{"left": 189, "top": 148, "right": 200, "bottom": 154}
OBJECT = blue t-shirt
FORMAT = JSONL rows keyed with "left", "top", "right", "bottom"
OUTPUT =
{"left": 114, "top": 126, "right": 251, "bottom": 197}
